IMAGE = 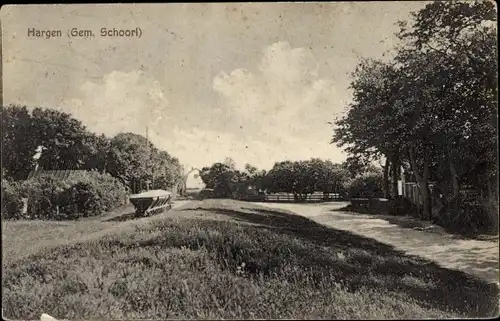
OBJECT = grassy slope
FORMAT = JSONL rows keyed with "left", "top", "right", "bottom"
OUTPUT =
{"left": 2, "top": 199, "right": 499, "bottom": 319}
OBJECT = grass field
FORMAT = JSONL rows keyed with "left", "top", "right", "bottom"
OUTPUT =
{"left": 2, "top": 199, "right": 499, "bottom": 319}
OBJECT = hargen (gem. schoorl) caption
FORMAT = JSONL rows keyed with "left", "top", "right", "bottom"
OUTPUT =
{"left": 27, "top": 27, "right": 143, "bottom": 39}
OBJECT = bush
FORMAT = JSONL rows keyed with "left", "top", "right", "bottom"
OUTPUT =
{"left": 482, "top": 197, "right": 499, "bottom": 234}
{"left": 435, "top": 196, "right": 499, "bottom": 235}
{"left": 1, "top": 179, "right": 25, "bottom": 219}
{"left": 3, "top": 171, "right": 129, "bottom": 220}
{"left": 21, "top": 176, "right": 71, "bottom": 220}
{"left": 59, "top": 171, "right": 129, "bottom": 219}
{"left": 347, "top": 172, "right": 384, "bottom": 199}
{"left": 198, "top": 188, "right": 215, "bottom": 200}
{"left": 388, "top": 197, "right": 417, "bottom": 216}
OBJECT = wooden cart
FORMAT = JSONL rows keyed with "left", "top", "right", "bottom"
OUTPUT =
{"left": 129, "top": 189, "right": 173, "bottom": 217}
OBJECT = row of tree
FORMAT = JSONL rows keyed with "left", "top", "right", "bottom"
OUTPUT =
{"left": 198, "top": 157, "right": 382, "bottom": 200}
{"left": 333, "top": 1, "right": 497, "bottom": 219}
{"left": 2, "top": 105, "right": 183, "bottom": 193}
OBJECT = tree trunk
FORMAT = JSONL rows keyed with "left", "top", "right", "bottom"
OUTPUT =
{"left": 421, "top": 152, "right": 432, "bottom": 220}
{"left": 383, "top": 157, "right": 390, "bottom": 199}
{"left": 448, "top": 158, "right": 460, "bottom": 211}
{"left": 487, "top": 177, "right": 493, "bottom": 199}
{"left": 391, "top": 153, "right": 399, "bottom": 199}
{"left": 408, "top": 146, "right": 431, "bottom": 220}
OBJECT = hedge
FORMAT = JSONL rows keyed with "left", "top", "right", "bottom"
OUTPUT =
{"left": 1, "top": 179, "right": 25, "bottom": 218}
{"left": 2, "top": 171, "right": 129, "bottom": 220}
{"left": 434, "top": 196, "right": 499, "bottom": 235}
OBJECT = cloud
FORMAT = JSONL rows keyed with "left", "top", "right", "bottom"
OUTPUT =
{"left": 213, "top": 41, "right": 340, "bottom": 138}
{"left": 211, "top": 41, "right": 345, "bottom": 165}
{"left": 52, "top": 42, "right": 346, "bottom": 173}
{"left": 58, "top": 70, "right": 170, "bottom": 136}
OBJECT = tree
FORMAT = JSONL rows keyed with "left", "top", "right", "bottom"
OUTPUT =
{"left": 2, "top": 105, "right": 104, "bottom": 181}
{"left": 347, "top": 172, "right": 385, "bottom": 199}
{"left": 150, "top": 150, "right": 183, "bottom": 190}
{"left": 265, "top": 158, "right": 348, "bottom": 201}
{"left": 30, "top": 108, "right": 100, "bottom": 170}
{"left": 320, "top": 161, "right": 351, "bottom": 196}
{"left": 106, "top": 133, "right": 153, "bottom": 192}
{"left": 2, "top": 105, "right": 35, "bottom": 180}
{"left": 333, "top": 1, "right": 497, "bottom": 220}
{"left": 199, "top": 162, "right": 239, "bottom": 198}
{"left": 341, "top": 156, "right": 381, "bottom": 178}
{"left": 395, "top": 0, "right": 497, "bottom": 216}
{"left": 106, "top": 133, "right": 183, "bottom": 193}
{"left": 266, "top": 160, "right": 295, "bottom": 194}
{"left": 84, "top": 134, "right": 110, "bottom": 173}
{"left": 332, "top": 59, "right": 405, "bottom": 200}
{"left": 244, "top": 163, "right": 267, "bottom": 193}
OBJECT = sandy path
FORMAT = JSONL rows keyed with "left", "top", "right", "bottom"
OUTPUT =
{"left": 256, "top": 202, "right": 499, "bottom": 286}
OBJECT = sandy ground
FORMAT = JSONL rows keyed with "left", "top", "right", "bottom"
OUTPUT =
{"left": 256, "top": 202, "right": 499, "bottom": 286}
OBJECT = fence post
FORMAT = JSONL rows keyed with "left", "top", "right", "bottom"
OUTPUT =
{"left": 21, "top": 198, "right": 28, "bottom": 216}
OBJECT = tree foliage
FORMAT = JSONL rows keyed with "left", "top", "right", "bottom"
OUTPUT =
{"left": 333, "top": 1, "right": 497, "bottom": 222}
{"left": 198, "top": 162, "right": 252, "bottom": 198}
{"left": 2, "top": 106, "right": 184, "bottom": 195}
{"left": 106, "top": 132, "right": 182, "bottom": 192}
{"left": 194, "top": 158, "right": 351, "bottom": 201}
{"left": 2, "top": 105, "right": 102, "bottom": 180}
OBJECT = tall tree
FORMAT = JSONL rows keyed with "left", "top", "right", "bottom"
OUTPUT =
{"left": 334, "top": 0, "right": 497, "bottom": 219}
{"left": 2, "top": 105, "right": 103, "bottom": 181}
{"left": 2, "top": 105, "right": 34, "bottom": 180}
{"left": 395, "top": 0, "right": 497, "bottom": 214}
{"left": 333, "top": 59, "right": 404, "bottom": 200}
{"left": 106, "top": 133, "right": 153, "bottom": 192}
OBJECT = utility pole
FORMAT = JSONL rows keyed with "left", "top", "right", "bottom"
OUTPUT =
{"left": 146, "top": 126, "right": 154, "bottom": 191}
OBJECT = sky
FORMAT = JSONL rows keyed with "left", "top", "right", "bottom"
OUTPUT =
{"left": 1, "top": 3, "right": 427, "bottom": 187}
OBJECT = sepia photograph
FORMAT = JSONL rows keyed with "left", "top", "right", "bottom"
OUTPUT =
{"left": 1, "top": 1, "right": 499, "bottom": 320}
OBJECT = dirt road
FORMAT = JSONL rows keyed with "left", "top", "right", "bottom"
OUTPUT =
{"left": 256, "top": 202, "right": 499, "bottom": 286}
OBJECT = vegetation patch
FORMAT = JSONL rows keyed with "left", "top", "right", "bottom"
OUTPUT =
{"left": 3, "top": 201, "right": 498, "bottom": 319}
{"left": 2, "top": 172, "right": 128, "bottom": 220}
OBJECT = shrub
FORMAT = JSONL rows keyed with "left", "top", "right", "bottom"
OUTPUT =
{"left": 435, "top": 196, "right": 499, "bottom": 235}
{"left": 482, "top": 197, "right": 499, "bottom": 234}
{"left": 198, "top": 188, "right": 215, "bottom": 200}
{"left": 21, "top": 175, "right": 71, "bottom": 220}
{"left": 4, "top": 171, "right": 129, "bottom": 220}
{"left": 388, "top": 197, "right": 417, "bottom": 216}
{"left": 60, "top": 171, "right": 129, "bottom": 219}
{"left": 1, "top": 179, "right": 25, "bottom": 219}
{"left": 347, "top": 172, "right": 384, "bottom": 199}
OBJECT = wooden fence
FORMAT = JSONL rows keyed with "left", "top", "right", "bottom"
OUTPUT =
{"left": 403, "top": 182, "right": 436, "bottom": 206}
{"left": 241, "top": 192, "right": 345, "bottom": 203}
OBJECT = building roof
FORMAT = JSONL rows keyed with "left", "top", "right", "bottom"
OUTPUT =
{"left": 26, "top": 169, "right": 90, "bottom": 180}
